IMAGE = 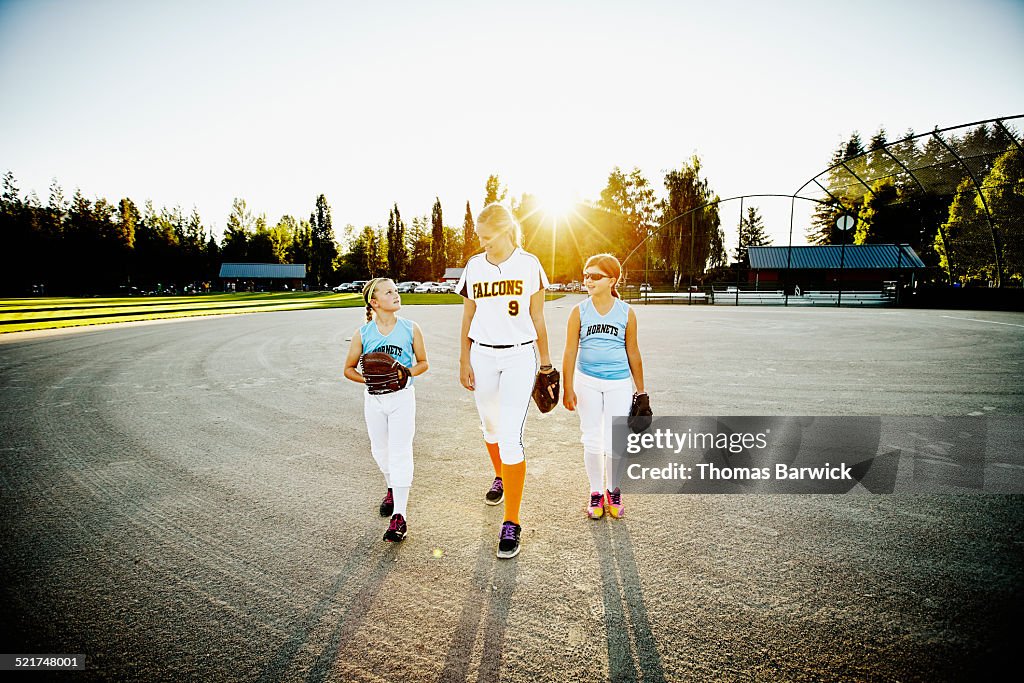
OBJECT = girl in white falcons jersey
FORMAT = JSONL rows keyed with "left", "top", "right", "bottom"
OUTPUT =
{"left": 343, "top": 277, "right": 429, "bottom": 543}
{"left": 457, "top": 203, "right": 556, "bottom": 559}
{"left": 562, "top": 253, "right": 645, "bottom": 520}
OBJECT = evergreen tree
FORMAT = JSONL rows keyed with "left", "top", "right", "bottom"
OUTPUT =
{"left": 937, "top": 177, "right": 993, "bottom": 285}
{"left": 734, "top": 206, "right": 771, "bottom": 264}
{"left": 116, "top": 198, "right": 138, "bottom": 250}
{"left": 47, "top": 179, "right": 67, "bottom": 240}
{"left": 175, "top": 208, "right": 207, "bottom": 288}
{"left": 387, "top": 204, "right": 408, "bottom": 279}
{"left": 1, "top": 172, "right": 29, "bottom": 294}
{"left": 349, "top": 226, "right": 374, "bottom": 277}
{"left": 387, "top": 210, "right": 396, "bottom": 276}
{"left": 222, "top": 198, "right": 253, "bottom": 261}
{"left": 310, "top": 194, "right": 339, "bottom": 288}
{"left": 359, "top": 225, "right": 386, "bottom": 277}
{"left": 405, "top": 215, "right": 433, "bottom": 281}
{"left": 855, "top": 179, "right": 927, "bottom": 249}
{"left": 809, "top": 133, "right": 867, "bottom": 245}
{"left": 483, "top": 174, "right": 507, "bottom": 206}
{"left": 431, "top": 197, "right": 445, "bottom": 280}
{"left": 249, "top": 214, "right": 277, "bottom": 263}
{"left": 203, "top": 231, "right": 221, "bottom": 285}
{"left": 443, "top": 225, "right": 463, "bottom": 272}
{"left": 286, "top": 219, "right": 314, "bottom": 270}
{"left": 462, "top": 200, "right": 478, "bottom": 262}
{"left": 864, "top": 128, "right": 899, "bottom": 184}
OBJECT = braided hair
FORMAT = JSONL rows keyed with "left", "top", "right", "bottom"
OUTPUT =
{"left": 362, "top": 277, "right": 388, "bottom": 322}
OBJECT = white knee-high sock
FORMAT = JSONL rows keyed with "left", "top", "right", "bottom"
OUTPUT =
{"left": 584, "top": 450, "right": 604, "bottom": 493}
{"left": 392, "top": 486, "right": 410, "bottom": 518}
{"left": 604, "top": 453, "right": 619, "bottom": 491}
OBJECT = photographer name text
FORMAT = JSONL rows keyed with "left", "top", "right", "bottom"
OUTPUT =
{"left": 627, "top": 462, "right": 853, "bottom": 481}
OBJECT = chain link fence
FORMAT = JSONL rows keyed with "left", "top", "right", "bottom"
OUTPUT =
{"left": 621, "top": 116, "right": 1022, "bottom": 307}
{"left": 797, "top": 115, "right": 1023, "bottom": 289}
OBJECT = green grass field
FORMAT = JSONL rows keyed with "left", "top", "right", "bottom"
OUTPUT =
{"left": 0, "top": 291, "right": 566, "bottom": 334}
{"left": 0, "top": 292, "right": 464, "bottom": 334}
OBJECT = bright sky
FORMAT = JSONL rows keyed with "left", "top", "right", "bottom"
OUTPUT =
{"left": 1, "top": 0, "right": 1022, "bottom": 250}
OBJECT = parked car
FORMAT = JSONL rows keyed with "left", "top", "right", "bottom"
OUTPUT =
{"left": 332, "top": 283, "right": 349, "bottom": 292}
{"left": 435, "top": 281, "right": 455, "bottom": 293}
{"left": 639, "top": 283, "right": 653, "bottom": 293}
{"left": 546, "top": 283, "right": 565, "bottom": 292}
{"left": 397, "top": 281, "right": 420, "bottom": 293}
{"left": 413, "top": 282, "right": 435, "bottom": 293}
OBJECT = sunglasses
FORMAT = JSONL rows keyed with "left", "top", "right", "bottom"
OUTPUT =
{"left": 583, "top": 272, "right": 612, "bottom": 281}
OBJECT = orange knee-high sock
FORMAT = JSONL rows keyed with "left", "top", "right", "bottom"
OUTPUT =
{"left": 501, "top": 460, "right": 526, "bottom": 525}
{"left": 486, "top": 442, "right": 502, "bottom": 478}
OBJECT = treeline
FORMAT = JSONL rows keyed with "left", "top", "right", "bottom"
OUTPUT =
{"left": 4, "top": 121, "right": 1020, "bottom": 295}
{"left": 808, "top": 122, "right": 1023, "bottom": 287}
{"left": 1, "top": 159, "right": 735, "bottom": 295}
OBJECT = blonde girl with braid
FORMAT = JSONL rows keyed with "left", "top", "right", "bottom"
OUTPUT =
{"left": 343, "top": 277, "right": 429, "bottom": 542}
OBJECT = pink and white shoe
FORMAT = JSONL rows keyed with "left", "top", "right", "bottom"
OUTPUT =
{"left": 605, "top": 487, "right": 624, "bottom": 518}
{"left": 587, "top": 491, "right": 605, "bottom": 519}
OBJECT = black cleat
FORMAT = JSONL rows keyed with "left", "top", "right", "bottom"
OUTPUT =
{"left": 485, "top": 477, "right": 504, "bottom": 506}
{"left": 379, "top": 488, "right": 394, "bottom": 517}
{"left": 383, "top": 513, "right": 407, "bottom": 542}
{"left": 496, "top": 521, "right": 521, "bottom": 559}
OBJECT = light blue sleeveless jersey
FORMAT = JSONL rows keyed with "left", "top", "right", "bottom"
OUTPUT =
{"left": 360, "top": 317, "right": 416, "bottom": 380}
{"left": 577, "top": 298, "right": 631, "bottom": 380}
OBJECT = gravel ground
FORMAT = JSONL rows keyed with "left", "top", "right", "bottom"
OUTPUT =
{"left": 1, "top": 300, "right": 1022, "bottom": 682}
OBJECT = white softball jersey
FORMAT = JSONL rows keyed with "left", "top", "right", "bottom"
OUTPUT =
{"left": 457, "top": 249, "right": 550, "bottom": 345}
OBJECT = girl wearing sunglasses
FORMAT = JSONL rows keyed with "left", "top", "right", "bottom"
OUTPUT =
{"left": 562, "top": 253, "right": 646, "bottom": 519}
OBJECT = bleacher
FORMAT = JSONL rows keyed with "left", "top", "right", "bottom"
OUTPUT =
{"left": 710, "top": 289, "right": 893, "bottom": 306}
{"left": 789, "top": 291, "right": 893, "bottom": 306}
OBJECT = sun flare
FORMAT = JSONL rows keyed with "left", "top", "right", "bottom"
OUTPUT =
{"left": 536, "top": 188, "right": 580, "bottom": 223}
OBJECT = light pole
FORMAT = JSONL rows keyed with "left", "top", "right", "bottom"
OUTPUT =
{"left": 835, "top": 214, "right": 855, "bottom": 307}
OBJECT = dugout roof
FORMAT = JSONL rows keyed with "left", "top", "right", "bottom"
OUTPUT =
{"left": 219, "top": 263, "right": 307, "bottom": 279}
{"left": 748, "top": 245, "right": 925, "bottom": 270}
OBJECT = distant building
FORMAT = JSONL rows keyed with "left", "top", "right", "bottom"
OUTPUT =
{"left": 747, "top": 245, "right": 925, "bottom": 293}
{"left": 219, "top": 263, "right": 306, "bottom": 292}
{"left": 441, "top": 267, "right": 464, "bottom": 283}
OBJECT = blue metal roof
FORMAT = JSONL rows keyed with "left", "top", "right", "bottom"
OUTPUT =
{"left": 748, "top": 245, "right": 925, "bottom": 270}
{"left": 219, "top": 263, "right": 307, "bottom": 278}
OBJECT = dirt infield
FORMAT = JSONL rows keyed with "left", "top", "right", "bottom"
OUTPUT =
{"left": 1, "top": 299, "right": 1022, "bottom": 681}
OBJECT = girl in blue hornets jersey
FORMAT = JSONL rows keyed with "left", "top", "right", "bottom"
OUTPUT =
{"left": 343, "top": 277, "right": 429, "bottom": 542}
{"left": 562, "top": 254, "right": 646, "bottom": 519}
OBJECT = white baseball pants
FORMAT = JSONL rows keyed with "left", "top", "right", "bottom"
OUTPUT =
{"left": 363, "top": 385, "right": 416, "bottom": 487}
{"left": 470, "top": 342, "right": 538, "bottom": 465}
{"left": 574, "top": 370, "right": 633, "bottom": 491}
